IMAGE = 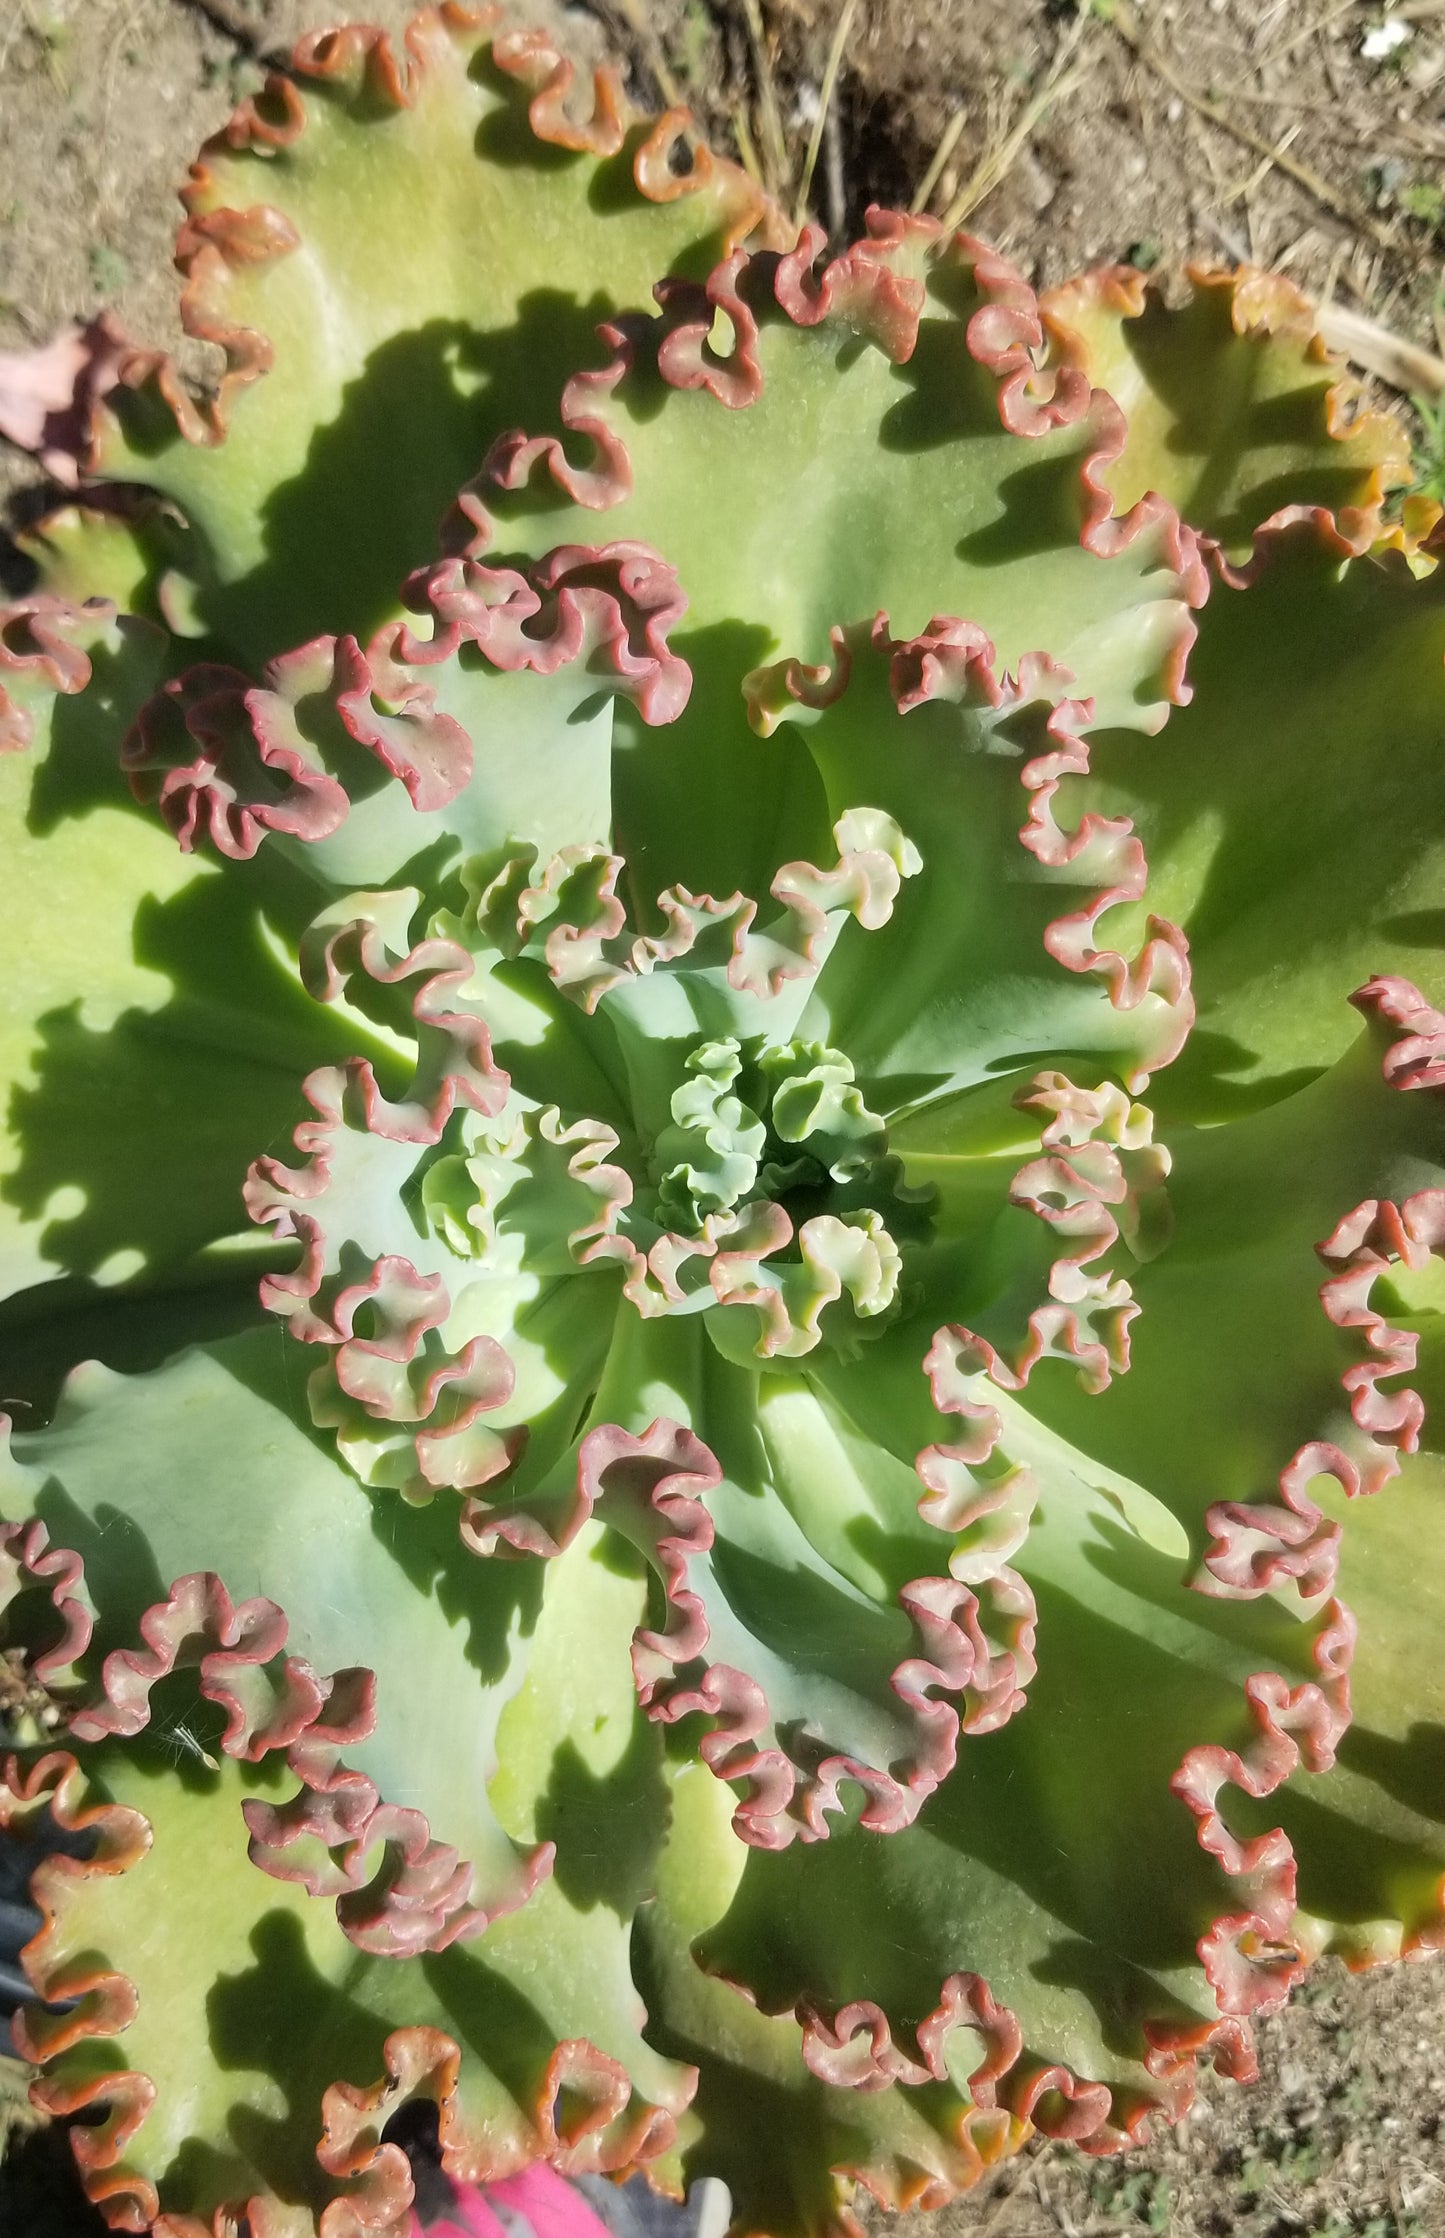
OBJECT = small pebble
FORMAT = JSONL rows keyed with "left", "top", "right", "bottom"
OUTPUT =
{"left": 1015, "top": 148, "right": 1057, "bottom": 215}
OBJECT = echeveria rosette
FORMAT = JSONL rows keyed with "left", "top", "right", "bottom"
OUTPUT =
{"left": 2, "top": 12, "right": 1445, "bottom": 2238}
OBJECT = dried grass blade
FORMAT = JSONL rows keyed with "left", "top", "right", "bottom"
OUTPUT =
{"left": 795, "top": 0, "right": 859, "bottom": 229}
{"left": 1316, "top": 301, "right": 1445, "bottom": 400}
{"left": 911, "top": 107, "right": 969, "bottom": 217}
{"left": 939, "top": 53, "right": 1090, "bottom": 233}
{"left": 731, "top": 104, "right": 767, "bottom": 192}
{"left": 741, "top": 0, "right": 791, "bottom": 197}
{"left": 609, "top": 0, "right": 683, "bottom": 111}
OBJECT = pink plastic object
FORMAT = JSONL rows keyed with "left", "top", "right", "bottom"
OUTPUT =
{"left": 0, "top": 319, "right": 125, "bottom": 484}
{"left": 413, "top": 2166, "right": 619, "bottom": 2238}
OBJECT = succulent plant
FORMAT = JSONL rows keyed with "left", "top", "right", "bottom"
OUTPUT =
{"left": 2, "top": 10, "right": 1444, "bottom": 2238}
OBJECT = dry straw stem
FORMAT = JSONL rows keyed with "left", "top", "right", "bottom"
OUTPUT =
{"left": 794, "top": 0, "right": 858, "bottom": 229}
{"left": 741, "top": 0, "right": 792, "bottom": 197}
{"left": 1315, "top": 300, "right": 1445, "bottom": 400}
{"left": 938, "top": 7, "right": 1093, "bottom": 233}
{"left": 1257, "top": 0, "right": 1362, "bottom": 69}
{"left": 911, "top": 106, "right": 969, "bottom": 217}
{"left": 605, "top": 0, "right": 682, "bottom": 111}
{"left": 1108, "top": 0, "right": 1400, "bottom": 254}
{"left": 730, "top": 103, "right": 767, "bottom": 191}
{"left": 1219, "top": 121, "right": 1304, "bottom": 208}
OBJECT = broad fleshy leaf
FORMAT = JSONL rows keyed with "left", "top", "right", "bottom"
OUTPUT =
{"left": 88, "top": 9, "right": 782, "bottom": 664}
{"left": 1038, "top": 263, "right": 1410, "bottom": 560}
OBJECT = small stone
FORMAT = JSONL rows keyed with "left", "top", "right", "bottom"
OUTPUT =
{"left": 1015, "top": 147, "right": 1058, "bottom": 215}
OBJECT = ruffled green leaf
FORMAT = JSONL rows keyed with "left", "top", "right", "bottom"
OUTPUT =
{"left": 1007, "top": 993, "right": 1445, "bottom": 1559}
{"left": 1, "top": 1342, "right": 697, "bottom": 2232}
{"left": 1039, "top": 264, "right": 1409, "bottom": 557}
{"left": 1082, "top": 527, "right": 1445, "bottom": 1120}
{"left": 693, "top": 1482, "right": 1345, "bottom": 2096}
{"left": 94, "top": 15, "right": 779, "bottom": 665}
{"left": 473, "top": 222, "right": 1200, "bottom": 904}
{"left": 0, "top": 585, "right": 373, "bottom": 1358}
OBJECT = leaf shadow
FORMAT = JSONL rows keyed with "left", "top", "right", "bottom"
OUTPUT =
{"left": 1337, "top": 1717, "right": 1445, "bottom": 1830}
{"left": 374, "top": 1489, "right": 545, "bottom": 1689}
{"left": 199, "top": 297, "right": 617, "bottom": 669}
{"left": 209, "top": 1907, "right": 393, "bottom": 2215}
{"left": 535, "top": 1714, "right": 670, "bottom": 1920}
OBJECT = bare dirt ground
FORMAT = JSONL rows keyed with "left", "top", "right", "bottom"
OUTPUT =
{"left": 2, "top": 0, "right": 1445, "bottom": 2233}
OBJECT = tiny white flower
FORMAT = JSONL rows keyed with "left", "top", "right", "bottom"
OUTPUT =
{"left": 1363, "top": 18, "right": 1413, "bottom": 58}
